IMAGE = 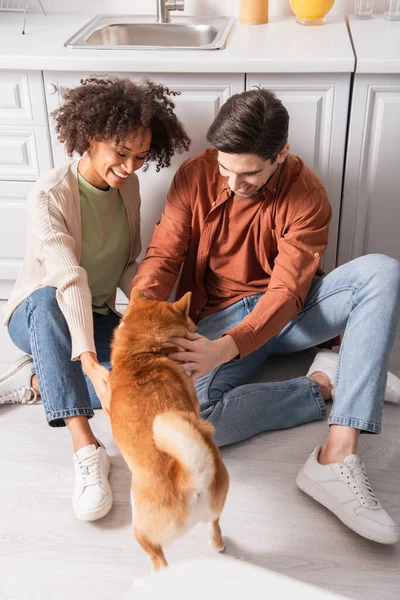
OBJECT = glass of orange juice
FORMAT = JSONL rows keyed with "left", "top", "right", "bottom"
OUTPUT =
{"left": 289, "top": 0, "right": 335, "bottom": 25}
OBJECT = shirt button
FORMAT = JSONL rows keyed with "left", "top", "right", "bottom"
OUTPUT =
{"left": 273, "top": 188, "right": 276, "bottom": 192}
{"left": 212, "top": 201, "right": 216, "bottom": 206}
{"left": 196, "top": 310, "right": 200, "bottom": 314}
{"left": 314, "top": 252, "right": 320, "bottom": 258}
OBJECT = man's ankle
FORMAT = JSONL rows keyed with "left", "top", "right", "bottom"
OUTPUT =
{"left": 309, "top": 372, "right": 333, "bottom": 400}
{"left": 318, "top": 425, "right": 360, "bottom": 464}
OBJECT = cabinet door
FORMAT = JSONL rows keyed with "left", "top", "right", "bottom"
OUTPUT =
{"left": 0, "top": 181, "right": 31, "bottom": 299}
{"left": 43, "top": 71, "right": 245, "bottom": 303}
{"left": 246, "top": 73, "right": 351, "bottom": 272}
{"left": 0, "top": 71, "right": 53, "bottom": 181}
{"left": 338, "top": 74, "right": 400, "bottom": 265}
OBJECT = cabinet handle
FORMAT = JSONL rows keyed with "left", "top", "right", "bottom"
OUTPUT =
{"left": 46, "top": 83, "right": 58, "bottom": 95}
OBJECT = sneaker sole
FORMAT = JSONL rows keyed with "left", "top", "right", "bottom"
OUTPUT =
{"left": 296, "top": 469, "right": 400, "bottom": 545}
{"left": 75, "top": 493, "right": 113, "bottom": 522}
{"left": 74, "top": 454, "right": 113, "bottom": 522}
{"left": 0, "top": 355, "right": 33, "bottom": 384}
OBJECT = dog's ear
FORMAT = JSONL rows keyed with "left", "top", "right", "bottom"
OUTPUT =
{"left": 173, "top": 292, "right": 191, "bottom": 318}
{"left": 130, "top": 287, "right": 146, "bottom": 302}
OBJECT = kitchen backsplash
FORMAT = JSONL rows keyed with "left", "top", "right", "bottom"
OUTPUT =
{"left": 31, "top": 0, "right": 386, "bottom": 16}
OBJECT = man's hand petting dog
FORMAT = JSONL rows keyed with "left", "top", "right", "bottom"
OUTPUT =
{"left": 168, "top": 331, "right": 239, "bottom": 382}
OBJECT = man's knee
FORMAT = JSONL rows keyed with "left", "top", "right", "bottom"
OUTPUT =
{"left": 353, "top": 254, "right": 400, "bottom": 292}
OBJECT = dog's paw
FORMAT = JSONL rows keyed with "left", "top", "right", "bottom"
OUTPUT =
{"left": 209, "top": 537, "right": 226, "bottom": 552}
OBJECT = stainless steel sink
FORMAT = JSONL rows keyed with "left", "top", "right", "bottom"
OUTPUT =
{"left": 64, "top": 15, "right": 234, "bottom": 51}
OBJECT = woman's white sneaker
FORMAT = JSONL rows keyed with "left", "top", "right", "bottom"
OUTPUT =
{"left": 296, "top": 446, "right": 400, "bottom": 544}
{"left": 307, "top": 349, "right": 400, "bottom": 403}
{"left": 0, "top": 355, "right": 39, "bottom": 405}
{"left": 73, "top": 440, "right": 113, "bottom": 521}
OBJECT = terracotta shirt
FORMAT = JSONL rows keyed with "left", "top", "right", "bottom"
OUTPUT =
{"left": 131, "top": 148, "right": 332, "bottom": 359}
{"left": 204, "top": 192, "right": 270, "bottom": 311}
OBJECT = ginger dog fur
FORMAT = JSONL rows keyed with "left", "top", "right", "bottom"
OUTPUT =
{"left": 109, "top": 289, "right": 229, "bottom": 571}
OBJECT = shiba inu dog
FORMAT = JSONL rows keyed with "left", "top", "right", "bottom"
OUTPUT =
{"left": 110, "top": 289, "right": 229, "bottom": 571}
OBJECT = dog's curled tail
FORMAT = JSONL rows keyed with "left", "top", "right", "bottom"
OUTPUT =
{"left": 153, "top": 412, "right": 215, "bottom": 493}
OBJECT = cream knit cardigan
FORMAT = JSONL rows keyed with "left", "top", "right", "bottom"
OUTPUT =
{"left": 2, "top": 161, "right": 141, "bottom": 360}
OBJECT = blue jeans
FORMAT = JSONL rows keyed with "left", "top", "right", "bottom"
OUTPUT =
{"left": 8, "top": 287, "right": 118, "bottom": 427}
{"left": 7, "top": 255, "right": 400, "bottom": 442}
{"left": 195, "top": 254, "right": 400, "bottom": 446}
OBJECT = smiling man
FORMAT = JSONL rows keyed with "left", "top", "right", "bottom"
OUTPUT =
{"left": 131, "top": 87, "right": 400, "bottom": 545}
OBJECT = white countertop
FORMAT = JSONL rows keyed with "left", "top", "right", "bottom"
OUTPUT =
{"left": 0, "top": 13, "right": 354, "bottom": 73}
{"left": 349, "top": 14, "right": 400, "bottom": 74}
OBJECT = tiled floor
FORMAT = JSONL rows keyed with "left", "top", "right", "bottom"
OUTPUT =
{"left": 1, "top": 304, "right": 400, "bottom": 600}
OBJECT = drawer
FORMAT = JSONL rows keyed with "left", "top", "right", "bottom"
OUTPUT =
{"left": 0, "top": 71, "right": 47, "bottom": 126}
{"left": 0, "top": 181, "right": 31, "bottom": 299}
{"left": 0, "top": 127, "right": 53, "bottom": 181}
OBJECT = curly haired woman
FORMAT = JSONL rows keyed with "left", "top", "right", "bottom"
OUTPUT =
{"left": 0, "top": 76, "right": 190, "bottom": 521}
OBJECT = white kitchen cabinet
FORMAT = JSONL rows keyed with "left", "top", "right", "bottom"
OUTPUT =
{"left": 0, "top": 71, "right": 53, "bottom": 180}
{"left": 0, "top": 71, "right": 53, "bottom": 299}
{"left": 338, "top": 17, "right": 400, "bottom": 265}
{"left": 43, "top": 70, "right": 245, "bottom": 303}
{"left": 246, "top": 73, "right": 351, "bottom": 272}
{"left": 0, "top": 181, "right": 31, "bottom": 298}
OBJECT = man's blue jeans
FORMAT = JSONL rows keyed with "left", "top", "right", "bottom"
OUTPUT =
{"left": 194, "top": 254, "right": 400, "bottom": 445}
{"left": 7, "top": 254, "right": 400, "bottom": 443}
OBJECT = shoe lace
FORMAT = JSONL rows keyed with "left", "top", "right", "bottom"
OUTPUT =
{"left": 344, "top": 461, "right": 379, "bottom": 507}
{"left": 0, "top": 386, "right": 38, "bottom": 405}
{"left": 77, "top": 453, "right": 102, "bottom": 488}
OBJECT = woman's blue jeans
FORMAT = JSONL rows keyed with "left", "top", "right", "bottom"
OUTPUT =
{"left": 7, "top": 254, "right": 400, "bottom": 444}
{"left": 8, "top": 288, "right": 119, "bottom": 427}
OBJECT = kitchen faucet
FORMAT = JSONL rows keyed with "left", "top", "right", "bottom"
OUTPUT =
{"left": 156, "top": 0, "right": 184, "bottom": 23}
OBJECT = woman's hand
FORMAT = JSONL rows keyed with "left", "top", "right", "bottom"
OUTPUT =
{"left": 168, "top": 331, "right": 239, "bottom": 382}
{"left": 80, "top": 352, "right": 111, "bottom": 419}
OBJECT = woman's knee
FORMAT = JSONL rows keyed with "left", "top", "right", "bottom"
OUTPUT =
{"left": 26, "top": 286, "right": 70, "bottom": 336}
{"left": 28, "top": 286, "right": 58, "bottom": 309}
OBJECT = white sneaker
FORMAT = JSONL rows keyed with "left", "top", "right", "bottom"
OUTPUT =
{"left": 73, "top": 439, "right": 113, "bottom": 521}
{"left": 296, "top": 446, "right": 400, "bottom": 544}
{"left": 0, "top": 355, "right": 39, "bottom": 405}
{"left": 307, "top": 349, "right": 400, "bottom": 403}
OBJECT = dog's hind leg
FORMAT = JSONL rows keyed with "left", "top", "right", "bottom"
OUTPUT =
{"left": 134, "top": 528, "right": 168, "bottom": 572}
{"left": 208, "top": 518, "right": 225, "bottom": 552}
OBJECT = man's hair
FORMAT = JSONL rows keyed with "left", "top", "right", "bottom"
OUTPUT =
{"left": 206, "top": 87, "right": 289, "bottom": 163}
{"left": 52, "top": 76, "right": 190, "bottom": 172}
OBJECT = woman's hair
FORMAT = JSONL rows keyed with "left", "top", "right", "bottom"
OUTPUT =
{"left": 52, "top": 76, "right": 191, "bottom": 171}
{"left": 206, "top": 87, "right": 289, "bottom": 163}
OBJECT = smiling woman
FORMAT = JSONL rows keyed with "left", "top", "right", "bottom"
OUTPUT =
{"left": 0, "top": 76, "right": 190, "bottom": 523}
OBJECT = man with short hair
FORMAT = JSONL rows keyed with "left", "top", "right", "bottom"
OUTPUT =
{"left": 131, "top": 88, "right": 400, "bottom": 545}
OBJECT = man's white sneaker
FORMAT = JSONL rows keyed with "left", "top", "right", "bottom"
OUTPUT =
{"left": 307, "top": 349, "right": 400, "bottom": 403}
{"left": 0, "top": 355, "right": 39, "bottom": 405}
{"left": 296, "top": 446, "right": 400, "bottom": 544}
{"left": 73, "top": 439, "right": 113, "bottom": 521}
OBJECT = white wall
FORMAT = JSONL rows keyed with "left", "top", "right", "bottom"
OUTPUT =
{"left": 32, "top": 0, "right": 387, "bottom": 16}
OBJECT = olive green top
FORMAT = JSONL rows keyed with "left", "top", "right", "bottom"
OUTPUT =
{"left": 78, "top": 173, "right": 131, "bottom": 315}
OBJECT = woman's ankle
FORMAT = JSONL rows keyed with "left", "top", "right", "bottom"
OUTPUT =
{"left": 66, "top": 416, "right": 98, "bottom": 453}
{"left": 30, "top": 374, "right": 40, "bottom": 395}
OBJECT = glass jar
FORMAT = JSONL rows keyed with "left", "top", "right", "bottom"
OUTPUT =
{"left": 384, "top": 0, "right": 400, "bottom": 20}
{"left": 354, "top": 0, "right": 374, "bottom": 18}
{"left": 289, "top": 0, "right": 335, "bottom": 26}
